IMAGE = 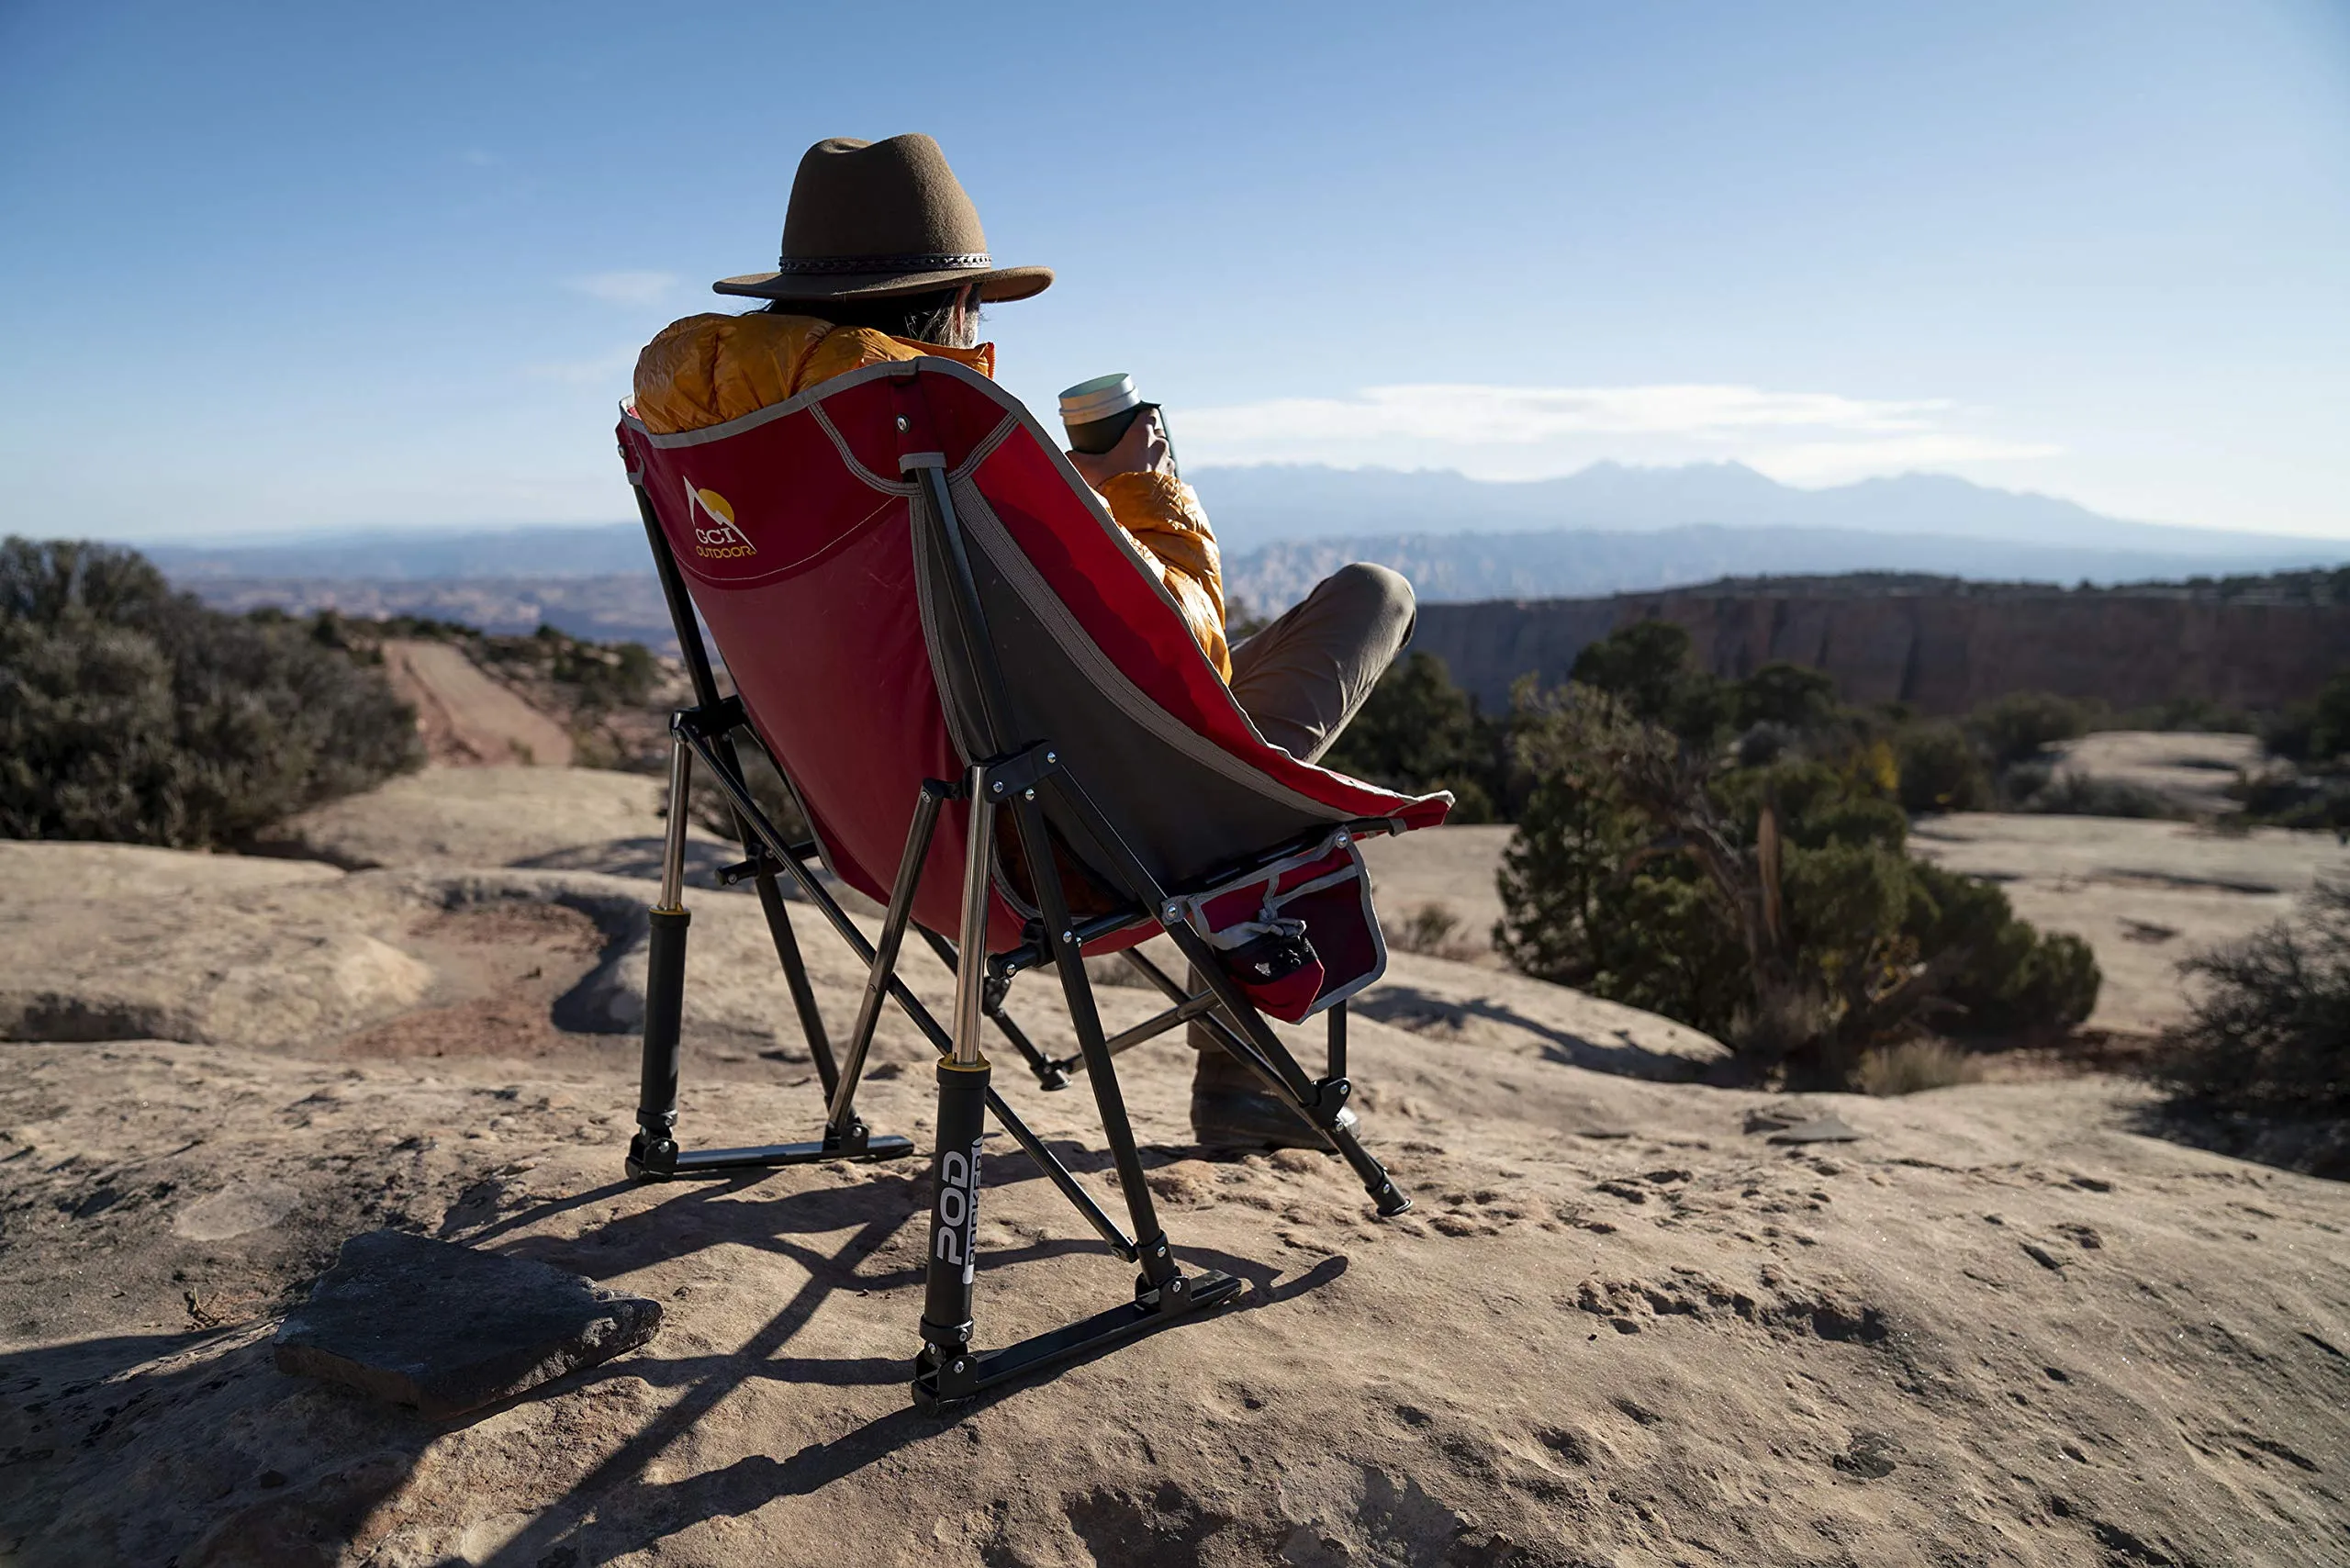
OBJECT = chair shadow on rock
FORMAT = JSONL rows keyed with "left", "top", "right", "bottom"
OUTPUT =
{"left": 1351, "top": 984, "right": 1716, "bottom": 1082}
{"left": 458, "top": 1166, "right": 1348, "bottom": 1568}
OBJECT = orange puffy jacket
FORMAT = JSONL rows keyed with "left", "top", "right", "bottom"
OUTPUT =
{"left": 633, "top": 312, "right": 1231, "bottom": 678}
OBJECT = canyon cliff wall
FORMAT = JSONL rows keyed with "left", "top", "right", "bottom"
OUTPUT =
{"left": 1413, "top": 579, "right": 2350, "bottom": 714}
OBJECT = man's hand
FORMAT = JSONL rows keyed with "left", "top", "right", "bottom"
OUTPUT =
{"left": 1067, "top": 407, "right": 1172, "bottom": 490}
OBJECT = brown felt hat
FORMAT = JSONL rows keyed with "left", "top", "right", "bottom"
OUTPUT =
{"left": 713, "top": 134, "right": 1052, "bottom": 305}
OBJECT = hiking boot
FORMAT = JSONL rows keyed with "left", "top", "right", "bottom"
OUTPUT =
{"left": 1189, "top": 1049, "right": 1325, "bottom": 1152}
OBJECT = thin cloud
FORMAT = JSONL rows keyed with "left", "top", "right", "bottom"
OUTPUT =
{"left": 1184, "top": 383, "right": 1944, "bottom": 447}
{"left": 1179, "top": 381, "right": 2053, "bottom": 483}
{"left": 1749, "top": 435, "right": 2065, "bottom": 486}
{"left": 567, "top": 270, "right": 677, "bottom": 306}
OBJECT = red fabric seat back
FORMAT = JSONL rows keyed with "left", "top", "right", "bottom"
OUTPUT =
{"left": 619, "top": 360, "right": 1446, "bottom": 959}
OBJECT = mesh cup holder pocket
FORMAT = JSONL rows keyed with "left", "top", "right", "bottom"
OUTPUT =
{"left": 1181, "top": 830, "right": 1386, "bottom": 1024}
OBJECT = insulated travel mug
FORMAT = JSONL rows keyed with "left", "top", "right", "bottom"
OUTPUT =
{"left": 1059, "top": 373, "right": 1156, "bottom": 456}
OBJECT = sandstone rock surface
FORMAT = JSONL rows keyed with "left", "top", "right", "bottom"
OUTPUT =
{"left": 0, "top": 769, "right": 2342, "bottom": 1566}
{"left": 1911, "top": 812, "right": 2350, "bottom": 1034}
{"left": 2048, "top": 729, "right": 2265, "bottom": 816}
{"left": 266, "top": 765, "right": 670, "bottom": 869}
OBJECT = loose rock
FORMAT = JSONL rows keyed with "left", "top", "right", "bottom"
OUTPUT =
{"left": 273, "top": 1229, "right": 660, "bottom": 1418}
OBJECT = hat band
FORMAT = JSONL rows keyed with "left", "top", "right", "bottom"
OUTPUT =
{"left": 770, "top": 252, "right": 992, "bottom": 276}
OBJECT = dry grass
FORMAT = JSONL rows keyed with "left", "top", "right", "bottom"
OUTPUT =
{"left": 1857, "top": 1038, "right": 1986, "bottom": 1096}
{"left": 1386, "top": 900, "right": 1485, "bottom": 960}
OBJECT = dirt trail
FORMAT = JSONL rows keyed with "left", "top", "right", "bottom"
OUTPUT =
{"left": 381, "top": 638, "right": 575, "bottom": 767}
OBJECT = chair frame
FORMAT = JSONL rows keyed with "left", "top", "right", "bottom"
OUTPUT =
{"left": 616, "top": 377, "right": 1410, "bottom": 1410}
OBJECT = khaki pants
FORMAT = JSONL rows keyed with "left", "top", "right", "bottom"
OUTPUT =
{"left": 1190, "top": 562, "right": 1416, "bottom": 1056}
{"left": 1229, "top": 562, "right": 1417, "bottom": 763}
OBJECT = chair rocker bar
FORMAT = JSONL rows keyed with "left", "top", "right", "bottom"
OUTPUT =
{"left": 915, "top": 1270, "right": 1243, "bottom": 1414}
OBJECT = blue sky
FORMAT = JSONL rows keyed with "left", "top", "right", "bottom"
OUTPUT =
{"left": 3, "top": 0, "right": 2344, "bottom": 542}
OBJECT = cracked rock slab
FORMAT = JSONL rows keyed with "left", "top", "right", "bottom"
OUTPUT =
{"left": 273, "top": 1230, "right": 660, "bottom": 1419}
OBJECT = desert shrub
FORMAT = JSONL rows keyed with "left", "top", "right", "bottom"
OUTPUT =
{"left": 1857, "top": 1038, "right": 1985, "bottom": 1095}
{"left": 1992, "top": 758, "right": 2054, "bottom": 809}
{"left": 0, "top": 538, "right": 422, "bottom": 847}
{"left": 2020, "top": 769, "right": 2183, "bottom": 820}
{"left": 2311, "top": 673, "right": 2350, "bottom": 762}
{"left": 1384, "top": 900, "right": 1484, "bottom": 960}
{"left": 1908, "top": 862, "right": 2100, "bottom": 1033}
{"left": 2261, "top": 703, "right": 2319, "bottom": 764}
{"left": 2118, "top": 695, "right": 2253, "bottom": 734}
{"left": 2155, "top": 883, "right": 2350, "bottom": 1119}
{"left": 2232, "top": 772, "right": 2350, "bottom": 839}
{"left": 1567, "top": 620, "right": 1732, "bottom": 744}
{"left": 2265, "top": 670, "right": 2350, "bottom": 773}
{"left": 1895, "top": 721, "right": 1990, "bottom": 812}
{"left": 1318, "top": 651, "right": 1506, "bottom": 822}
{"left": 1732, "top": 662, "right": 1839, "bottom": 732}
{"left": 686, "top": 738, "right": 810, "bottom": 846}
{"left": 1496, "top": 679, "right": 2099, "bottom": 1087}
{"left": 1967, "top": 690, "right": 2089, "bottom": 770}
{"left": 545, "top": 632, "right": 659, "bottom": 713}
{"left": 1389, "top": 901, "right": 1462, "bottom": 954}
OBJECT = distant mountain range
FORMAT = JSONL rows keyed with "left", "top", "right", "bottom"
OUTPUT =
{"left": 140, "top": 463, "right": 2349, "bottom": 639}
{"left": 151, "top": 470, "right": 2350, "bottom": 592}
{"left": 1185, "top": 462, "right": 2336, "bottom": 557}
{"left": 149, "top": 525, "right": 655, "bottom": 582}
{"left": 1222, "top": 524, "right": 2350, "bottom": 616}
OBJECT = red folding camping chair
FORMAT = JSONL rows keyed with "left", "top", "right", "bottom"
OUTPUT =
{"left": 615, "top": 356, "right": 1449, "bottom": 1409}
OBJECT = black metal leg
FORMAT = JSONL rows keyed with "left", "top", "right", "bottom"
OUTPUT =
{"left": 1160, "top": 926, "right": 1411, "bottom": 1217}
{"left": 623, "top": 733, "right": 914, "bottom": 1182}
{"left": 983, "top": 1087, "right": 1135, "bottom": 1261}
{"left": 752, "top": 869, "right": 840, "bottom": 1098}
{"left": 910, "top": 756, "right": 1239, "bottom": 1412}
{"left": 626, "top": 906, "right": 690, "bottom": 1179}
{"left": 1003, "top": 798, "right": 1170, "bottom": 1281}
{"left": 826, "top": 781, "right": 951, "bottom": 1142}
{"left": 916, "top": 1054, "right": 991, "bottom": 1402}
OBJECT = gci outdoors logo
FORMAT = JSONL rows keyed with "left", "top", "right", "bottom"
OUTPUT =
{"left": 684, "top": 482, "right": 757, "bottom": 560}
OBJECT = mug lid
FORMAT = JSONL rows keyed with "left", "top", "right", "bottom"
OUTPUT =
{"left": 1059, "top": 373, "right": 1140, "bottom": 425}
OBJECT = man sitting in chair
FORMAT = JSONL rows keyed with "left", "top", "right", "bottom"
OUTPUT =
{"left": 632, "top": 133, "right": 1416, "bottom": 1152}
